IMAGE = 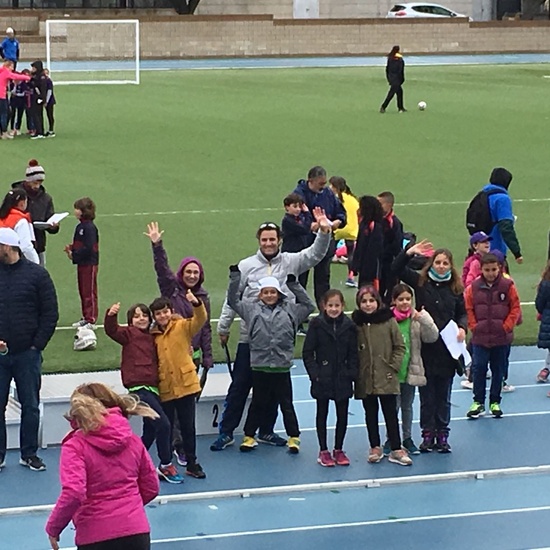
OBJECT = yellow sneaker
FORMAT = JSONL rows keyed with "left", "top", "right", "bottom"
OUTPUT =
{"left": 287, "top": 437, "right": 300, "bottom": 454}
{"left": 239, "top": 436, "right": 258, "bottom": 452}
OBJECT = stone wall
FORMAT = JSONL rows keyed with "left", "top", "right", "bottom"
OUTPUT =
{"left": 7, "top": 15, "right": 550, "bottom": 61}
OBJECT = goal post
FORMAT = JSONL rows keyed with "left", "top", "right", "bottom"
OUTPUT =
{"left": 45, "top": 19, "right": 140, "bottom": 85}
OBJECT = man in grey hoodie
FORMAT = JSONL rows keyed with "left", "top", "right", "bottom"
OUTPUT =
{"left": 211, "top": 208, "right": 331, "bottom": 451}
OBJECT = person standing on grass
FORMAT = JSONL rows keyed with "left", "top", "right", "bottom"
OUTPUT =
{"left": 303, "top": 289, "right": 358, "bottom": 467}
{"left": 64, "top": 197, "right": 99, "bottom": 330}
{"left": 145, "top": 221, "right": 213, "bottom": 466}
{"left": 392, "top": 240, "right": 467, "bottom": 454}
{"left": 0, "top": 188, "right": 39, "bottom": 263}
{"left": 12, "top": 159, "right": 60, "bottom": 267}
{"left": 0, "top": 59, "right": 30, "bottom": 140}
{"left": 29, "top": 60, "right": 48, "bottom": 140}
{"left": 45, "top": 383, "right": 159, "bottom": 550}
{"left": 329, "top": 176, "right": 360, "bottom": 288}
{"left": 380, "top": 45, "right": 406, "bottom": 114}
{"left": 293, "top": 166, "right": 347, "bottom": 307}
{"left": 0, "top": 227, "right": 59, "bottom": 473}
{"left": 0, "top": 28, "right": 20, "bottom": 69}
{"left": 212, "top": 212, "right": 332, "bottom": 452}
{"left": 44, "top": 68, "right": 56, "bottom": 137}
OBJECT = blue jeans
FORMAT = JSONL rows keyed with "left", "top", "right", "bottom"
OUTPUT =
{"left": 0, "top": 98, "right": 9, "bottom": 133}
{"left": 0, "top": 349, "right": 42, "bottom": 458}
{"left": 218, "top": 343, "right": 277, "bottom": 437}
{"left": 472, "top": 344, "right": 508, "bottom": 405}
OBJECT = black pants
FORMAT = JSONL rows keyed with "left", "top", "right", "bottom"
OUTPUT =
{"left": 30, "top": 103, "right": 44, "bottom": 135}
{"left": 419, "top": 376, "right": 453, "bottom": 435}
{"left": 244, "top": 371, "right": 299, "bottom": 438}
{"left": 362, "top": 394, "right": 401, "bottom": 451}
{"left": 345, "top": 240, "right": 355, "bottom": 275}
{"left": 46, "top": 104, "right": 55, "bottom": 132}
{"left": 299, "top": 238, "right": 337, "bottom": 306}
{"left": 78, "top": 533, "right": 150, "bottom": 550}
{"left": 381, "top": 84, "right": 404, "bottom": 110}
{"left": 316, "top": 398, "right": 349, "bottom": 451}
{"left": 134, "top": 388, "right": 172, "bottom": 465}
{"left": 161, "top": 394, "right": 197, "bottom": 465}
{"left": 379, "top": 261, "right": 398, "bottom": 305}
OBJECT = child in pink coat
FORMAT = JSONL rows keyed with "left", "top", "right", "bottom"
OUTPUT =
{"left": 462, "top": 231, "right": 491, "bottom": 287}
{"left": 46, "top": 383, "right": 159, "bottom": 550}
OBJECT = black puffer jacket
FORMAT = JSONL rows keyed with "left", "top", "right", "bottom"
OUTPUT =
{"left": 392, "top": 251, "right": 467, "bottom": 378}
{"left": 302, "top": 313, "right": 358, "bottom": 401}
{"left": 12, "top": 181, "right": 58, "bottom": 254}
{"left": 536, "top": 280, "right": 550, "bottom": 350}
{"left": 0, "top": 257, "right": 59, "bottom": 352}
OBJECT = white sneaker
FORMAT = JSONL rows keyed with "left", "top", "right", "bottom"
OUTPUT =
{"left": 72, "top": 320, "right": 87, "bottom": 328}
{"left": 502, "top": 383, "right": 515, "bottom": 393}
{"left": 461, "top": 380, "right": 473, "bottom": 390}
{"left": 1, "top": 132, "right": 14, "bottom": 140}
{"left": 388, "top": 449, "right": 412, "bottom": 466}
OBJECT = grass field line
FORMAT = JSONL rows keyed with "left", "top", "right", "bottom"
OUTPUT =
{"left": 55, "top": 302, "right": 536, "bottom": 331}
{"left": 97, "top": 197, "right": 550, "bottom": 218}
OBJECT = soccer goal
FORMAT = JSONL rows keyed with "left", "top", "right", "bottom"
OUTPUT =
{"left": 45, "top": 19, "right": 140, "bottom": 85}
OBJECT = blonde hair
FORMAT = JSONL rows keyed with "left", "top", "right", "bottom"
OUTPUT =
{"left": 68, "top": 382, "right": 159, "bottom": 433}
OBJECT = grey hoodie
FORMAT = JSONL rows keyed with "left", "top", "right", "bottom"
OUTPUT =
{"left": 227, "top": 272, "right": 315, "bottom": 369}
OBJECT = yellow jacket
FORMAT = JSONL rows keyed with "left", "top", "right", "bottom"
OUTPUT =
{"left": 152, "top": 303, "right": 207, "bottom": 402}
{"left": 334, "top": 192, "right": 359, "bottom": 241}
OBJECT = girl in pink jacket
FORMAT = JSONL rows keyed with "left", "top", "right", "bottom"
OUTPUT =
{"left": 46, "top": 383, "right": 160, "bottom": 550}
{"left": 462, "top": 231, "right": 491, "bottom": 287}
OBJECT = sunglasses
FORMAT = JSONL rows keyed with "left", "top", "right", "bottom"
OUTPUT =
{"left": 258, "top": 222, "right": 279, "bottom": 230}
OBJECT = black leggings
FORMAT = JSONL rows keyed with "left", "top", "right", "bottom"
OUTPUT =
{"left": 362, "top": 394, "right": 401, "bottom": 451}
{"left": 78, "top": 532, "right": 150, "bottom": 550}
{"left": 316, "top": 398, "right": 349, "bottom": 451}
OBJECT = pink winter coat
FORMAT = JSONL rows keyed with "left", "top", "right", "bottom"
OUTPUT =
{"left": 46, "top": 408, "right": 159, "bottom": 547}
{"left": 0, "top": 66, "right": 30, "bottom": 99}
{"left": 462, "top": 253, "right": 482, "bottom": 287}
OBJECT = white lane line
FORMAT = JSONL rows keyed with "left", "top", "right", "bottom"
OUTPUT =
{"left": 96, "top": 198, "right": 550, "bottom": 218}
{"left": 58, "top": 503, "right": 550, "bottom": 547}
{"left": 53, "top": 303, "right": 537, "bottom": 331}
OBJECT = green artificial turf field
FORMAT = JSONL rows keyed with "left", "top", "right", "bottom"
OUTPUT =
{"left": 3, "top": 64, "right": 549, "bottom": 374}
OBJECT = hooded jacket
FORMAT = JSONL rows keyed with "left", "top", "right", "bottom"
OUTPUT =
{"left": 227, "top": 271, "right": 314, "bottom": 369}
{"left": 352, "top": 308, "right": 405, "bottom": 396}
{"left": 45, "top": 408, "right": 159, "bottom": 547}
{"left": 12, "top": 180, "right": 58, "bottom": 254}
{"left": 536, "top": 280, "right": 550, "bottom": 350}
{"left": 0, "top": 207, "right": 39, "bottom": 263}
{"left": 218, "top": 229, "right": 331, "bottom": 342}
{"left": 152, "top": 244, "right": 213, "bottom": 368}
{"left": 302, "top": 312, "right": 358, "bottom": 401}
{"left": 30, "top": 60, "right": 47, "bottom": 104}
{"left": 386, "top": 53, "right": 405, "bottom": 86}
{"left": 0, "top": 65, "right": 29, "bottom": 100}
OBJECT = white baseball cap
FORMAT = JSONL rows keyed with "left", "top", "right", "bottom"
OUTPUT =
{"left": 6, "top": 27, "right": 14, "bottom": 34}
{"left": 257, "top": 276, "right": 286, "bottom": 296}
{"left": 0, "top": 227, "right": 20, "bottom": 247}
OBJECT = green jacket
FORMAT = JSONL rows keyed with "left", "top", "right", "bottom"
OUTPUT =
{"left": 352, "top": 308, "right": 406, "bottom": 397}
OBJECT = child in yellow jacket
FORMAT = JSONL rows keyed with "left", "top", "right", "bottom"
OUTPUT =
{"left": 150, "top": 291, "right": 207, "bottom": 479}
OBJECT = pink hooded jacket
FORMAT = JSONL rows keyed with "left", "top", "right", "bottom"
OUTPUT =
{"left": 46, "top": 408, "right": 159, "bottom": 547}
{"left": 462, "top": 253, "right": 482, "bottom": 288}
{"left": 0, "top": 66, "right": 30, "bottom": 100}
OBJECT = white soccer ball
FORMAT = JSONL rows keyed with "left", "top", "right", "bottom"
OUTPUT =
{"left": 418, "top": 101, "right": 427, "bottom": 111}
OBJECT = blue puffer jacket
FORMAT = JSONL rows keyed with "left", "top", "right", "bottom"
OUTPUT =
{"left": 536, "top": 280, "right": 550, "bottom": 350}
{"left": 0, "top": 258, "right": 59, "bottom": 352}
{"left": 293, "top": 180, "right": 347, "bottom": 229}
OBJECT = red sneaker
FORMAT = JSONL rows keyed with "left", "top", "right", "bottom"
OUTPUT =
{"left": 333, "top": 449, "right": 350, "bottom": 466}
{"left": 317, "top": 450, "right": 335, "bottom": 467}
{"left": 537, "top": 368, "right": 550, "bottom": 383}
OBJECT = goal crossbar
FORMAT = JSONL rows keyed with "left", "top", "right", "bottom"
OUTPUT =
{"left": 45, "top": 19, "right": 140, "bottom": 85}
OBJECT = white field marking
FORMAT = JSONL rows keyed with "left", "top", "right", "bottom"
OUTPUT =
{"left": 57, "top": 503, "right": 550, "bottom": 548}
{"left": 96, "top": 198, "right": 550, "bottom": 218}
{"left": 7, "top": 463, "right": 550, "bottom": 519}
{"left": 54, "top": 303, "right": 536, "bottom": 331}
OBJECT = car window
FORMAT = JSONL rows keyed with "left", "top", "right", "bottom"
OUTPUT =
{"left": 413, "top": 5, "right": 429, "bottom": 12}
{"left": 431, "top": 6, "right": 454, "bottom": 15}
{"left": 390, "top": 4, "right": 406, "bottom": 11}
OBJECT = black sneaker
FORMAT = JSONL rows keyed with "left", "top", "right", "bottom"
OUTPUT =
{"left": 186, "top": 462, "right": 206, "bottom": 479}
{"left": 0, "top": 454, "right": 5, "bottom": 470}
{"left": 19, "top": 455, "right": 46, "bottom": 471}
{"left": 258, "top": 432, "right": 287, "bottom": 447}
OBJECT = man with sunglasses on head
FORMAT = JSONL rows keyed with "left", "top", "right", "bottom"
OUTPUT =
{"left": 211, "top": 209, "right": 331, "bottom": 451}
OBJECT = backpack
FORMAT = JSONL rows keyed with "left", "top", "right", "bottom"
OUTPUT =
{"left": 465, "top": 188, "right": 506, "bottom": 235}
{"left": 73, "top": 326, "right": 97, "bottom": 351}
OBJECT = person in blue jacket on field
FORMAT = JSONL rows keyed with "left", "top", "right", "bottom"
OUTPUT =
{"left": 293, "top": 165, "right": 347, "bottom": 306}
{"left": 0, "top": 28, "right": 20, "bottom": 69}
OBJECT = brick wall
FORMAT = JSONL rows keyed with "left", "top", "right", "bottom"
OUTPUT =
{"left": 14, "top": 16, "right": 550, "bottom": 61}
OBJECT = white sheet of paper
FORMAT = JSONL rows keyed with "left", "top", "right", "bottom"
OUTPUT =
{"left": 440, "top": 320, "right": 471, "bottom": 365}
{"left": 33, "top": 212, "right": 69, "bottom": 230}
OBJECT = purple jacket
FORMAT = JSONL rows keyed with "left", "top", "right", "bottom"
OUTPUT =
{"left": 152, "top": 242, "right": 213, "bottom": 368}
{"left": 46, "top": 408, "right": 159, "bottom": 546}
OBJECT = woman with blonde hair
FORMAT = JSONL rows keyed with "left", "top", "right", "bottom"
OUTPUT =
{"left": 46, "top": 383, "right": 160, "bottom": 550}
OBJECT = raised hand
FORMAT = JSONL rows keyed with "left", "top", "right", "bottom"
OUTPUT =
{"left": 107, "top": 302, "right": 120, "bottom": 316}
{"left": 186, "top": 289, "right": 200, "bottom": 306}
{"left": 406, "top": 239, "right": 433, "bottom": 257}
{"left": 144, "top": 222, "right": 164, "bottom": 244}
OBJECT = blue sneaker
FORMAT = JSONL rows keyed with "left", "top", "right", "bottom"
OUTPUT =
{"left": 157, "top": 464, "right": 184, "bottom": 484}
{"left": 210, "top": 433, "right": 235, "bottom": 451}
{"left": 382, "top": 440, "right": 391, "bottom": 457}
{"left": 258, "top": 432, "right": 287, "bottom": 446}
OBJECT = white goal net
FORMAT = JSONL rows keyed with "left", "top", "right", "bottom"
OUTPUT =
{"left": 45, "top": 19, "right": 140, "bottom": 85}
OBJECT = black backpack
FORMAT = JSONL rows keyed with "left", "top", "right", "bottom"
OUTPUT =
{"left": 465, "top": 188, "right": 506, "bottom": 235}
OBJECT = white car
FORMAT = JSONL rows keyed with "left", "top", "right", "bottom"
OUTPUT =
{"left": 387, "top": 2, "right": 469, "bottom": 18}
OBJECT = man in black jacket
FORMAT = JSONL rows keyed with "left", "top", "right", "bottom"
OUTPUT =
{"left": 0, "top": 228, "right": 59, "bottom": 472}
{"left": 30, "top": 60, "right": 47, "bottom": 139}
{"left": 12, "top": 160, "right": 59, "bottom": 267}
